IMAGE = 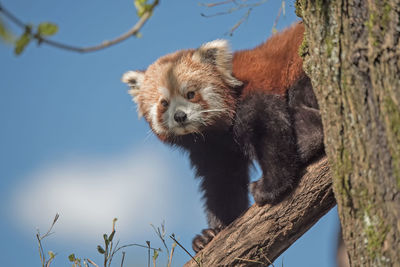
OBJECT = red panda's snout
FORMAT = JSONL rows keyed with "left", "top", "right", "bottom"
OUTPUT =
{"left": 155, "top": 86, "right": 235, "bottom": 137}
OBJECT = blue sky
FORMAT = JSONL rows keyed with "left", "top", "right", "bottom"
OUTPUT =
{"left": 0, "top": 0, "right": 340, "bottom": 266}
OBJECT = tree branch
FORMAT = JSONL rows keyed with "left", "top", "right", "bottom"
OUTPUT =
{"left": 184, "top": 157, "right": 335, "bottom": 267}
{"left": 0, "top": 0, "right": 158, "bottom": 53}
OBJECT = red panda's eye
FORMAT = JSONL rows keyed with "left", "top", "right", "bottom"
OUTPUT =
{"left": 161, "top": 99, "right": 169, "bottom": 108}
{"left": 187, "top": 91, "right": 195, "bottom": 100}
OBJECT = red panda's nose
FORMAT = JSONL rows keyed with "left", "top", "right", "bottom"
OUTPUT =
{"left": 174, "top": 110, "right": 187, "bottom": 123}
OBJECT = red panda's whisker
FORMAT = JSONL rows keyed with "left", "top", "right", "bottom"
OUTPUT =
{"left": 198, "top": 109, "right": 226, "bottom": 114}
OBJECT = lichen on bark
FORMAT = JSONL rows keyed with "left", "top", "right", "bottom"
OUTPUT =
{"left": 297, "top": 0, "right": 400, "bottom": 265}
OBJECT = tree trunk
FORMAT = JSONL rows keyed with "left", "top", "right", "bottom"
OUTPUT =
{"left": 297, "top": 0, "right": 400, "bottom": 266}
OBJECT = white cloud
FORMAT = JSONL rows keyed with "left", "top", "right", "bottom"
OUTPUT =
{"left": 9, "top": 144, "right": 206, "bottom": 244}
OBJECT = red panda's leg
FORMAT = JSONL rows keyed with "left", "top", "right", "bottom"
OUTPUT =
{"left": 234, "top": 93, "right": 300, "bottom": 206}
{"left": 287, "top": 74, "right": 324, "bottom": 163}
{"left": 291, "top": 105, "right": 324, "bottom": 163}
{"left": 185, "top": 133, "right": 250, "bottom": 252}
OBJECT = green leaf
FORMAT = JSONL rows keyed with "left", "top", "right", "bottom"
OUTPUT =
{"left": 152, "top": 249, "right": 159, "bottom": 261}
{"left": 108, "top": 230, "right": 115, "bottom": 242}
{"left": 0, "top": 18, "right": 14, "bottom": 43}
{"left": 48, "top": 251, "right": 55, "bottom": 259}
{"left": 97, "top": 245, "right": 105, "bottom": 254}
{"left": 134, "top": 0, "right": 153, "bottom": 17}
{"left": 14, "top": 31, "right": 31, "bottom": 55}
{"left": 68, "top": 253, "right": 76, "bottom": 262}
{"left": 103, "top": 234, "right": 109, "bottom": 246}
{"left": 37, "top": 22, "right": 58, "bottom": 36}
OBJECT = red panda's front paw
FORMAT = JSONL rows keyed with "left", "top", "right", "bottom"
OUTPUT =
{"left": 192, "top": 228, "right": 221, "bottom": 253}
{"left": 250, "top": 180, "right": 291, "bottom": 206}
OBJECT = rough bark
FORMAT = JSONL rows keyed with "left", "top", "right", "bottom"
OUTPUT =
{"left": 297, "top": 0, "right": 400, "bottom": 265}
{"left": 184, "top": 157, "right": 335, "bottom": 267}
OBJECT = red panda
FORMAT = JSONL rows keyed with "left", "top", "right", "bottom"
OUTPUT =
{"left": 122, "top": 22, "right": 324, "bottom": 252}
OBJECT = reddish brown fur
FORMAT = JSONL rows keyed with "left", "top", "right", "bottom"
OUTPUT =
{"left": 233, "top": 23, "right": 305, "bottom": 96}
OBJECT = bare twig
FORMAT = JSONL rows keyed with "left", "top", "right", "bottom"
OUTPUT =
{"left": 150, "top": 223, "right": 170, "bottom": 256}
{"left": 271, "top": 1, "right": 285, "bottom": 34}
{"left": 146, "top": 241, "right": 151, "bottom": 267}
{"left": 120, "top": 252, "right": 126, "bottom": 267}
{"left": 112, "top": 243, "right": 161, "bottom": 256}
{"left": 169, "top": 235, "right": 200, "bottom": 267}
{"left": 0, "top": 0, "right": 159, "bottom": 53}
{"left": 199, "top": 0, "right": 268, "bottom": 35}
{"left": 36, "top": 214, "right": 60, "bottom": 267}
{"left": 200, "top": 0, "right": 268, "bottom": 17}
{"left": 228, "top": 7, "right": 251, "bottom": 36}
{"left": 199, "top": 0, "right": 236, "bottom": 8}
{"left": 45, "top": 257, "right": 55, "bottom": 267}
{"left": 36, "top": 234, "right": 45, "bottom": 267}
{"left": 86, "top": 258, "right": 99, "bottom": 267}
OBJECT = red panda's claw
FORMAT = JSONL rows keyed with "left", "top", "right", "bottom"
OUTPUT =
{"left": 192, "top": 227, "right": 221, "bottom": 253}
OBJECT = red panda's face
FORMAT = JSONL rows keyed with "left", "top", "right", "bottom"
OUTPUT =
{"left": 122, "top": 40, "right": 242, "bottom": 140}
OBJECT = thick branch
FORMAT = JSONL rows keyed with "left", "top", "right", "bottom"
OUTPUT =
{"left": 184, "top": 157, "right": 335, "bottom": 267}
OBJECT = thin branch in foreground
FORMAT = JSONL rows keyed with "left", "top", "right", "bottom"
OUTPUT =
{"left": 0, "top": 0, "right": 159, "bottom": 53}
{"left": 169, "top": 234, "right": 200, "bottom": 267}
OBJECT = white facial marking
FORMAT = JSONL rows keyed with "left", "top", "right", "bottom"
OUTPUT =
{"left": 202, "top": 85, "right": 225, "bottom": 110}
{"left": 149, "top": 103, "right": 164, "bottom": 135}
{"left": 158, "top": 87, "right": 170, "bottom": 99}
{"left": 159, "top": 94, "right": 204, "bottom": 135}
{"left": 179, "top": 83, "right": 188, "bottom": 96}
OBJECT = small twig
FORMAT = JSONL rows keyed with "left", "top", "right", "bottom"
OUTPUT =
{"left": 150, "top": 223, "right": 170, "bottom": 256}
{"left": 199, "top": 0, "right": 236, "bottom": 8}
{"left": 0, "top": 0, "right": 159, "bottom": 53}
{"left": 0, "top": 2, "right": 25, "bottom": 28}
{"left": 271, "top": 1, "right": 285, "bottom": 34}
{"left": 200, "top": 0, "right": 268, "bottom": 17}
{"left": 152, "top": 251, "right": 157, "bottom": 267}
{"left": 36, "top": 214, "right": 60, "bottom": 267}
{"left": 235, "top": 257, "right": 270, "bottom": 266}
{"left": 146, "top": 241, "right": 151, "bottom": 267}
{"left": 86, "top": 258, "right": 99, "bottom": 267}
{"left": 167, "top": 243, "right": 175, "bottom": 267}
{"left": 228, "top": 7, "right": 251, "bottom": 36}
{"left": 261, "top": 252, "right": 275, "bottom": 267}
{"left": 36, "top": 234, "right": 45, "bottom": 267}
{"left": 169, "top": 235, "right": 200, "bottom": 267}
{"left": 108, "top": 240, "right": 120, "bottom": 265}
{"left": 112, "top": 243, "right": 161, "bottom": 256}
{"left": 120, "top": 252, "right": 126, "bottom": 267}
{"left": 40, "top": 213, "right": 59, "bottom": 239}
{"left": 45, "top": 257, "right": 55, "bottom": 267}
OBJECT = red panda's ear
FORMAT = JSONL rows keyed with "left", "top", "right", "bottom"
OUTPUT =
{"left": 122, "top": 70, "right": 145, "bottom": 117}
{"left": 122, "top": 70, "right": 145, "bottom": 98}
{"left": 192, "top": 39, "right": 242, "bottom": 87}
